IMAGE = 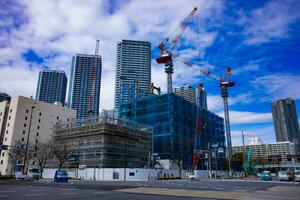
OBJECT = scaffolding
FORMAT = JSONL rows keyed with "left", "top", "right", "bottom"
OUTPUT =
{"left": 52, "top": 117, "right": 152, "bottom": 168}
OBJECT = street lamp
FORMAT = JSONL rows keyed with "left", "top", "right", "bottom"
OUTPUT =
{"left": 23, "top": 105, "right": 35, "bottom": 175}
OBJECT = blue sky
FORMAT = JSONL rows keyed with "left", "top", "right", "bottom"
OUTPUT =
{"left": 0, "top": 0, "right": 300, "bottom": 145}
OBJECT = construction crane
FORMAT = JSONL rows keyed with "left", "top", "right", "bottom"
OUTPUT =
{"left": 184, "top": 61, "right": 235, "bottom": 174}
{"left": 88, "top": 40, "right": 100, "bottom": 119}
{"left": 193, "top": 83, "right": 205, "bottom": 170}
{"left": 150, "top": 83, "right": 161, "bottom": 95}
{"left": 156, "top": 7, "right": 198, "bottom": 93}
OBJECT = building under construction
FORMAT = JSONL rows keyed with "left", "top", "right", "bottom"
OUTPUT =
{"left": 119, "top": 92, "right": 225, "bottom": 169}
{"left": 52, "top": 117, "right": 152, "bottom": 168}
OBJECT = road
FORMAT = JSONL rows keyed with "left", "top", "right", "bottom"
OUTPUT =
{"left": 0, "top": 179, "right": 299, "bottom": 200}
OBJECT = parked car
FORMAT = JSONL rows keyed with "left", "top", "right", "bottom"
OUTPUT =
{"left": 54, "top": 170, "right": 68, "bottom": 182}
{"left": 261, "top": 171, "right": 272, "bottom": 181}
{"left": 278, "top": 171, "right": 293, "bottom": 181}
{"left": 295, "top": 170, "right": 300, "bottom": 182}
{"left": 15, "top": 164, "right": 40, "bottom": 180}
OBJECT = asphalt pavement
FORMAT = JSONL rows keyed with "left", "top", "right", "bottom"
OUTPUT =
{"left": 0, "top": 178, "right": 299, "bottom": 200}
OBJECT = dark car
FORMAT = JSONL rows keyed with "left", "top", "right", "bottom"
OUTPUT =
{"left": 54, "top": 170, "right": 68, "bottom": 182}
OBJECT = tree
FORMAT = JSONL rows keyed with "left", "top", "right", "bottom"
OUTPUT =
{"left": 232, "top": 152, "right": 244, "bottom": 171}
{"left": 7, "top": 141, "right": 23, "bottom": 176}
{"left": 7, "top": 140, "right": 34, "bottom": 176}
{"left": 52, "top": 143, "right": 73, "bottom": 170}
{"left": 32, "top": 141, "right": 54, "bottom": 177}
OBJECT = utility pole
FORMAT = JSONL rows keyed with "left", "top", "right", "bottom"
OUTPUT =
{"left": 23, "top": 106, "right": 35, "bottom": 175}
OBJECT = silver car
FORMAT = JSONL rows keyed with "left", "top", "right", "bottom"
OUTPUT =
{"left": 295, "top": 170, "right": 300, "bottom": 182}
{"left": 278, "top": 171, "right": 293, "bottom": 181}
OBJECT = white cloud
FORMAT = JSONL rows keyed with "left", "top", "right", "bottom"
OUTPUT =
{"left": 238, "top": 0, "right": 300, "bottom": 45}
{"left": 220, "top": 110, "right": 272, "bottom": 125}
{"left": 252, "top": 74, "right": 300, "bottom": 101}
{"left": 0, "top": 65, "right": 39, "bottom": 98}
{"left": 0, "top": 0, "right": 224, "bottom": 111}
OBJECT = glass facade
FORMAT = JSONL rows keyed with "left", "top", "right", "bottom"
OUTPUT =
{"left": 114, "top": 40, "right": 151, "bottom": 109}
{"left": 272, "top": 98, "right": 300, "bottom": 153}
{"left": 35, "top": 70, "right": 67, "bottom": 104}
{"left": 68, "top": 54, "right": 102, "bottom": 120}
{"left": 0, "top": 93, "right": 11, "bottom": 103}
{"left": 119, "top": 92, "right": 225, "bottom": 169}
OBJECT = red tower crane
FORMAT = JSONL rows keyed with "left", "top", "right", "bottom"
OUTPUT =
{"left": 184, "top": 61, "right": 234, "bottom": 174}
{"left": 156, "top": 7, "right": 198, "bottom": 93}
{"left": 88, "top": 40, "right": 100, "bottom": 119}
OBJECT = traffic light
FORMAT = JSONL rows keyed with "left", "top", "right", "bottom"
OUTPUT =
{"left": 0, "top": 144, "right": 8, "bottom": 150}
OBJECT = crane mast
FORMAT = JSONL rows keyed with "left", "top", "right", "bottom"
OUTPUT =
{"left": 183, "top": 61, "right": 235, "bottom": 174}
{"left": 88, "top": 40, "right": 100, "bottom": 119}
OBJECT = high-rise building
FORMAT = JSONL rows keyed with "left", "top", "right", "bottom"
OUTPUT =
{"left": 68, "top": 54, "right": 102, "bottom": 120}
{"left": 35, "top": 70, "right": 67, "bottom": 104}
{"left": 114, "top": 40, "right": 151, "bottom": 109}
{"left": 0, "top": 96, "right": 76, "bottom": 175}
{"left": 0, "top": 93, "right": 11, "bottom": 103}
{"left": 272, "top": 98, "right": 300, "bottom": 153}
{"left": 174, "top": 85, "right": 197, "bottom": 105}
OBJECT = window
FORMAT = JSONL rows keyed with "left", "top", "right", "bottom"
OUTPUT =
{"left": 21, "top": 138, "right": 24, "bottom": 142}
{"left": 57, "top": 116, "right": 59, "bottom": 120}
{"left": 7, "top": 123, "right": 9, "bottom": 127}
{"left": 8, "top": 116, "right": 11, "bottom": 120}
{"left": 6, "top": 130, "right": 8, "bottom": 134}
{"left": 67, "top": 118, "right": 70, "bottom": 122}
{"left": 37, "top": 126, "right": 40, "bottom": 130}
{"left": 0, "top": 112, "right": 2, "bottom": 116}
{"left": 23, "top": 130, "right": 25, "bottom": 134}
{"left": 10, "top": 109, "right": 12, "bottom": 113}
{"left": 24, "top": 123, "right": 26, "bottom": 127}
{"left": 36, "top": 132, "right": 39, "bottom": 136}
{"left": 26, "top": 109, "right": 29, "bottom": 113}
{"left": 39, "top": 112, "right": 42, "bottom": 116}
{"left": 129, "top": 172, "right": 135, "bottom": 176}
{"left": 2, "top": 153, "right": 4, "bottom": 157}
{"left": 35, "top": 139, "right": 38, "bottom": 144}
{"left": 4, "top": 137, "right": 7, "bottom": 142}
{"left": 25, "top": 116, "right": 27, "bottom": 120}
{"left": 38, "top": 119, "right": 41, "bottom": 123}
{"left": 0, "top": 160, "right": 3, "bottom": 164}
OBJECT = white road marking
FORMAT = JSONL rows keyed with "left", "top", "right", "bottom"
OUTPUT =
{"left": 0, "top": 191, "right": 15, "bottom": 193}
{"left": 60, "top": 188, "right": 77, "bottom": 191}
{"left": 214, "top": 188, "right": 225, "bottom": 190}
{"left": 26, "top": 193, "right": 44, "bottom": 196}
{"left": 234, "top": 189, "right": 247, "bottom": 192}
{"left": 61, "top": 192, "right": 79, "bottom": 195}
{"left": 31, "top": 189, "right": 47, "bottom": 192}
{"left": 93, "top": 191, "right": 110, "bottom": 194}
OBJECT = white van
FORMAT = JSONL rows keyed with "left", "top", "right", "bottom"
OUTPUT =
{"left": 15, "top": 164, "right": 40, "bottom": 180}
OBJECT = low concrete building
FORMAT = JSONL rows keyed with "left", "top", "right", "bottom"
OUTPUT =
{"left": 0, "top": 100, "right": 9, "bottom": 144}
{"left": 52, "top": 117, "right": 152, "bottom": 169}
{"left": 0, "top": 96, "right": 76, "bottom": 175}
{"left": 232, "top": 141, "right": 296, "bottom": 164}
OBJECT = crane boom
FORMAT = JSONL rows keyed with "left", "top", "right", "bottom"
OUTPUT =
{"left": 169, "top": 7, "right": 198, "bottom": 50}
